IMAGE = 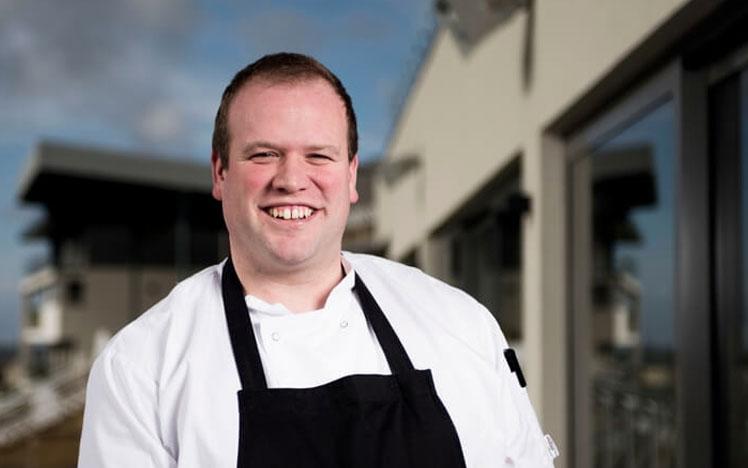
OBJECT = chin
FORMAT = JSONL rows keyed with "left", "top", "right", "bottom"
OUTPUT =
{"left": 267, "top": 246, "right": 316, "bottom": 267}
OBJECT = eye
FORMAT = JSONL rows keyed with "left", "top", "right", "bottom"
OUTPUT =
{"left": 249, "top": 151, "right": 278, "bottom": 162}
{"left": 308, "top": 153, "right": 333, "bottom": 163}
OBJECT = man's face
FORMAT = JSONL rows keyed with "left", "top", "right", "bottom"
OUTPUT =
{"left": 211, "top": 78, "right": 358, "bottom": 274}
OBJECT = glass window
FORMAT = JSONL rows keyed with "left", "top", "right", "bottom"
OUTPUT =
{"left": 444, "top": 165, "right": 523, "bottom": 341}
{"left": 450, "top": 212, "right": 522, "bottom": 340}
{"left": 576, "top": 100, "right": 677, "bottom": 467}
{"left": 66, "top": 279, "right": 84, "bottom": 304}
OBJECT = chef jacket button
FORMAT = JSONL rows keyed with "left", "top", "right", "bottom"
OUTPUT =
{"left": 339, "top": 320, "right": 348, "bottom": 329}
{"left": 271, "top": 332, "right": 280, "bottom": 341}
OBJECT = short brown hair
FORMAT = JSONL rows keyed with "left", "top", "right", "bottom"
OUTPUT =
{"left": 212, "top": 53, "right": 358, "bottom": 167}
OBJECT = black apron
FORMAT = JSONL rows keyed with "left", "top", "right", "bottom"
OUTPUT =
{"left": 221, "top": 258, "right": 468, "bottom": 468}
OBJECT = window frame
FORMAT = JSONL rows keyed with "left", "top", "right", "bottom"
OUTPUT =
{"left": 566, "top": 61, "right": 713, "bottom": 468}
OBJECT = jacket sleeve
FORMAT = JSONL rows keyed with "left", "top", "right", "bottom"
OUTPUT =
{"left": 483, "top": 311, "right": 557, "bottom": 467}
{"left": 78, "top": 348, "right": 176, "bottom": 468}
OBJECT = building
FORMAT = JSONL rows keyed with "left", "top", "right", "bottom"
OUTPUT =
{"left": 0, "top": 141, "right": 226, "bottom": 447}
{"left": 16, "top": 141, "right": 226, "bottom": 376}
{"left": 376, "top": 1, "right": 748, "bottom": 467}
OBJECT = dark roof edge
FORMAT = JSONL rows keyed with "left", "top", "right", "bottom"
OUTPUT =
{"left": 17, "top": 140, "right": 212, "bottom": 201}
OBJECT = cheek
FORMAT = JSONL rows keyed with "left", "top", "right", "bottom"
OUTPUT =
{"left": 226, "top": 170, "right": 270, "bottom": 198}
{"left": 316, "top": 169, "right": 353, "bottom": 196}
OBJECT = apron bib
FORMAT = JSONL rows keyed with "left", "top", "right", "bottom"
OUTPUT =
{"left": 221, "top": 258, "right": 467, "bottom": 468}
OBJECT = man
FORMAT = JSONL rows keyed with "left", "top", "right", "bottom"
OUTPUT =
{"left": 79, "top": 53, "right": 556, "bottom": 467}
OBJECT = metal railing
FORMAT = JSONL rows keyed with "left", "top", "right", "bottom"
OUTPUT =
{"left": 593, "top": 376, "right": 677, "bottom": 468}
{"left": 0, "top": 361, "right": 89, "bottom": 447}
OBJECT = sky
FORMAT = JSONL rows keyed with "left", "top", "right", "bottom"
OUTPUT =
{"left": 602, "top": 100, "right": 676, "bottom": 350}
{"left": 0, "top": 0, "right": 437, "bottom": 345}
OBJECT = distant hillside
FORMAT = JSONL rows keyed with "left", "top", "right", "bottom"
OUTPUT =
{"left": 0, "top": 344, "right": 19, "bottom": 392}
{"left": 0, "top": 345, "right": 17, "bottom": 368}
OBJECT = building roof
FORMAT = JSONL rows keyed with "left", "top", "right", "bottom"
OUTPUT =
{"left": 18, "top": 141, "right": 212, "bottom": 203}
{"left": 18, "top": 141, "right": 380, "bottom": 245}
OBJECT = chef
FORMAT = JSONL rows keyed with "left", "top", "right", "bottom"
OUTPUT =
{"left": 78, "top": 53, "right": 557, "bottom": 467}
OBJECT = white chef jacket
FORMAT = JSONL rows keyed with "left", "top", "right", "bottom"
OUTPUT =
{"left": 78, "top": 252, "right": 555, "bottom": 467}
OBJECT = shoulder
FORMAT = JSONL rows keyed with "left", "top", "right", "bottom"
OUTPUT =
{"left": 95, "top": 262, "right": 225, "bottom": 380}
{"left": 343, "top": 252, "right": 507, "bottom": 361}
{"left": 344, "top": 252, "right": 493, "bottom": 317}
{"left": 344, "top": 252, "right": 469, "bottom": 299}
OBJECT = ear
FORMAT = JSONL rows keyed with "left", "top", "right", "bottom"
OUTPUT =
{"left": 348, "top": 154, "right": 359, "bottom": 204}
{"left": 211, "top": 151, "right": 225, "bottom": 201}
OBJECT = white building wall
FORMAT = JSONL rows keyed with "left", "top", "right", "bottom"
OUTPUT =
{"left": 61, "top": 266, "right": 178, "bottom": 361}
{"left": 376, "top": 1, "right": 690, "bottom": 466}
{"left": 21, "top": 296, "right": 62, "bottom": 346}
{"left": 20, "top": 267, "right": 62, "bottom": 346}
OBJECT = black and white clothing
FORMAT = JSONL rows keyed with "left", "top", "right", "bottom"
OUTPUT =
{"left": 79, "top": 253, "right": 555, "bottom": 467}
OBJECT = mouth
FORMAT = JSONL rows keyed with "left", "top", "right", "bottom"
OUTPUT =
{"left": 263, "top": 205, "right": 317, "bottom": 221}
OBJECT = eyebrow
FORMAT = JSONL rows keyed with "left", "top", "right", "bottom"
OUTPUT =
{"left": 306, "top": 145, "right": 340, "bottom": 155}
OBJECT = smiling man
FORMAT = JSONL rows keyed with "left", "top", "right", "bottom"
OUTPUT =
{"left": 78, "top": 53, "right": 556, "bottom": 467}
{"left": 213, "top": 71, "right": 358, "bottom": 312}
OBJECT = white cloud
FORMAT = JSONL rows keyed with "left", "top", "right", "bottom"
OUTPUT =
{"left": 0, "top": 0, "right": 201, "bottom": 152}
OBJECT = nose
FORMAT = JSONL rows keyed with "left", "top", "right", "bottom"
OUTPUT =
{"left": 271, "top": 155, "right": 307, "bottom": 193}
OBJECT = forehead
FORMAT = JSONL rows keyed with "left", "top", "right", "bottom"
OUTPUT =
{"left": 228, "top": 77, "right": 347, "bottom": 128}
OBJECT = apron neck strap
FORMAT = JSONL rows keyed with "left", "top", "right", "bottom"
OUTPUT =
{"left": 221, "top": 258, "right": 415, "bottom": 391}
{"left": 352, "top": 274, "right": 414, "bottom": 375}
{"left": 222, "top": 258, "right": 267, "bottom": 390}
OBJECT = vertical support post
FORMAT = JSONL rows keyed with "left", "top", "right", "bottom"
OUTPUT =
{"left": 674, "top": 63, "right": 713, "bottom": 468}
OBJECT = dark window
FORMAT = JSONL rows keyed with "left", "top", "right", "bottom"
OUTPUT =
{"left": 400, "top": 249, "right": 420, "bottom": 268}
{"left": 444, "top": 163, "right": 523, "bottom": 341}
{"left": 710, "top": 65, "right": 748, "bottom": 468}
{"left": 67, "top": 279, "right": 84, "bottom": 304}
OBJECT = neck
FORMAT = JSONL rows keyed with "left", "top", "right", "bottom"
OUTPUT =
{"left": 229, "top": 249, "right": 344, "bottom": 313}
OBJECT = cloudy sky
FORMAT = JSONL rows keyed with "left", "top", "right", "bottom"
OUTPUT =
{"left": 0, "top": 0, "right": 436, "bottom": 344}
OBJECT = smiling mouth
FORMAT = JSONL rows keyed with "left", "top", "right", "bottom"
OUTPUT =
{"left": 264, "top": 205, "right": 316, "bottom": 220}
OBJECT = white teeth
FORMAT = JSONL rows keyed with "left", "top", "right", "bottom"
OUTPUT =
{"left": 267, "top": 206, "right": 314, "bottom": 219}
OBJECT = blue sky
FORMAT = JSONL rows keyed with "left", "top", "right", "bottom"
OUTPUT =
{"left": 603, "top": 101, "right": 676, "bottom": 350}
{"left": 0, "top": 0, "right": 436, "bottom": 344}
